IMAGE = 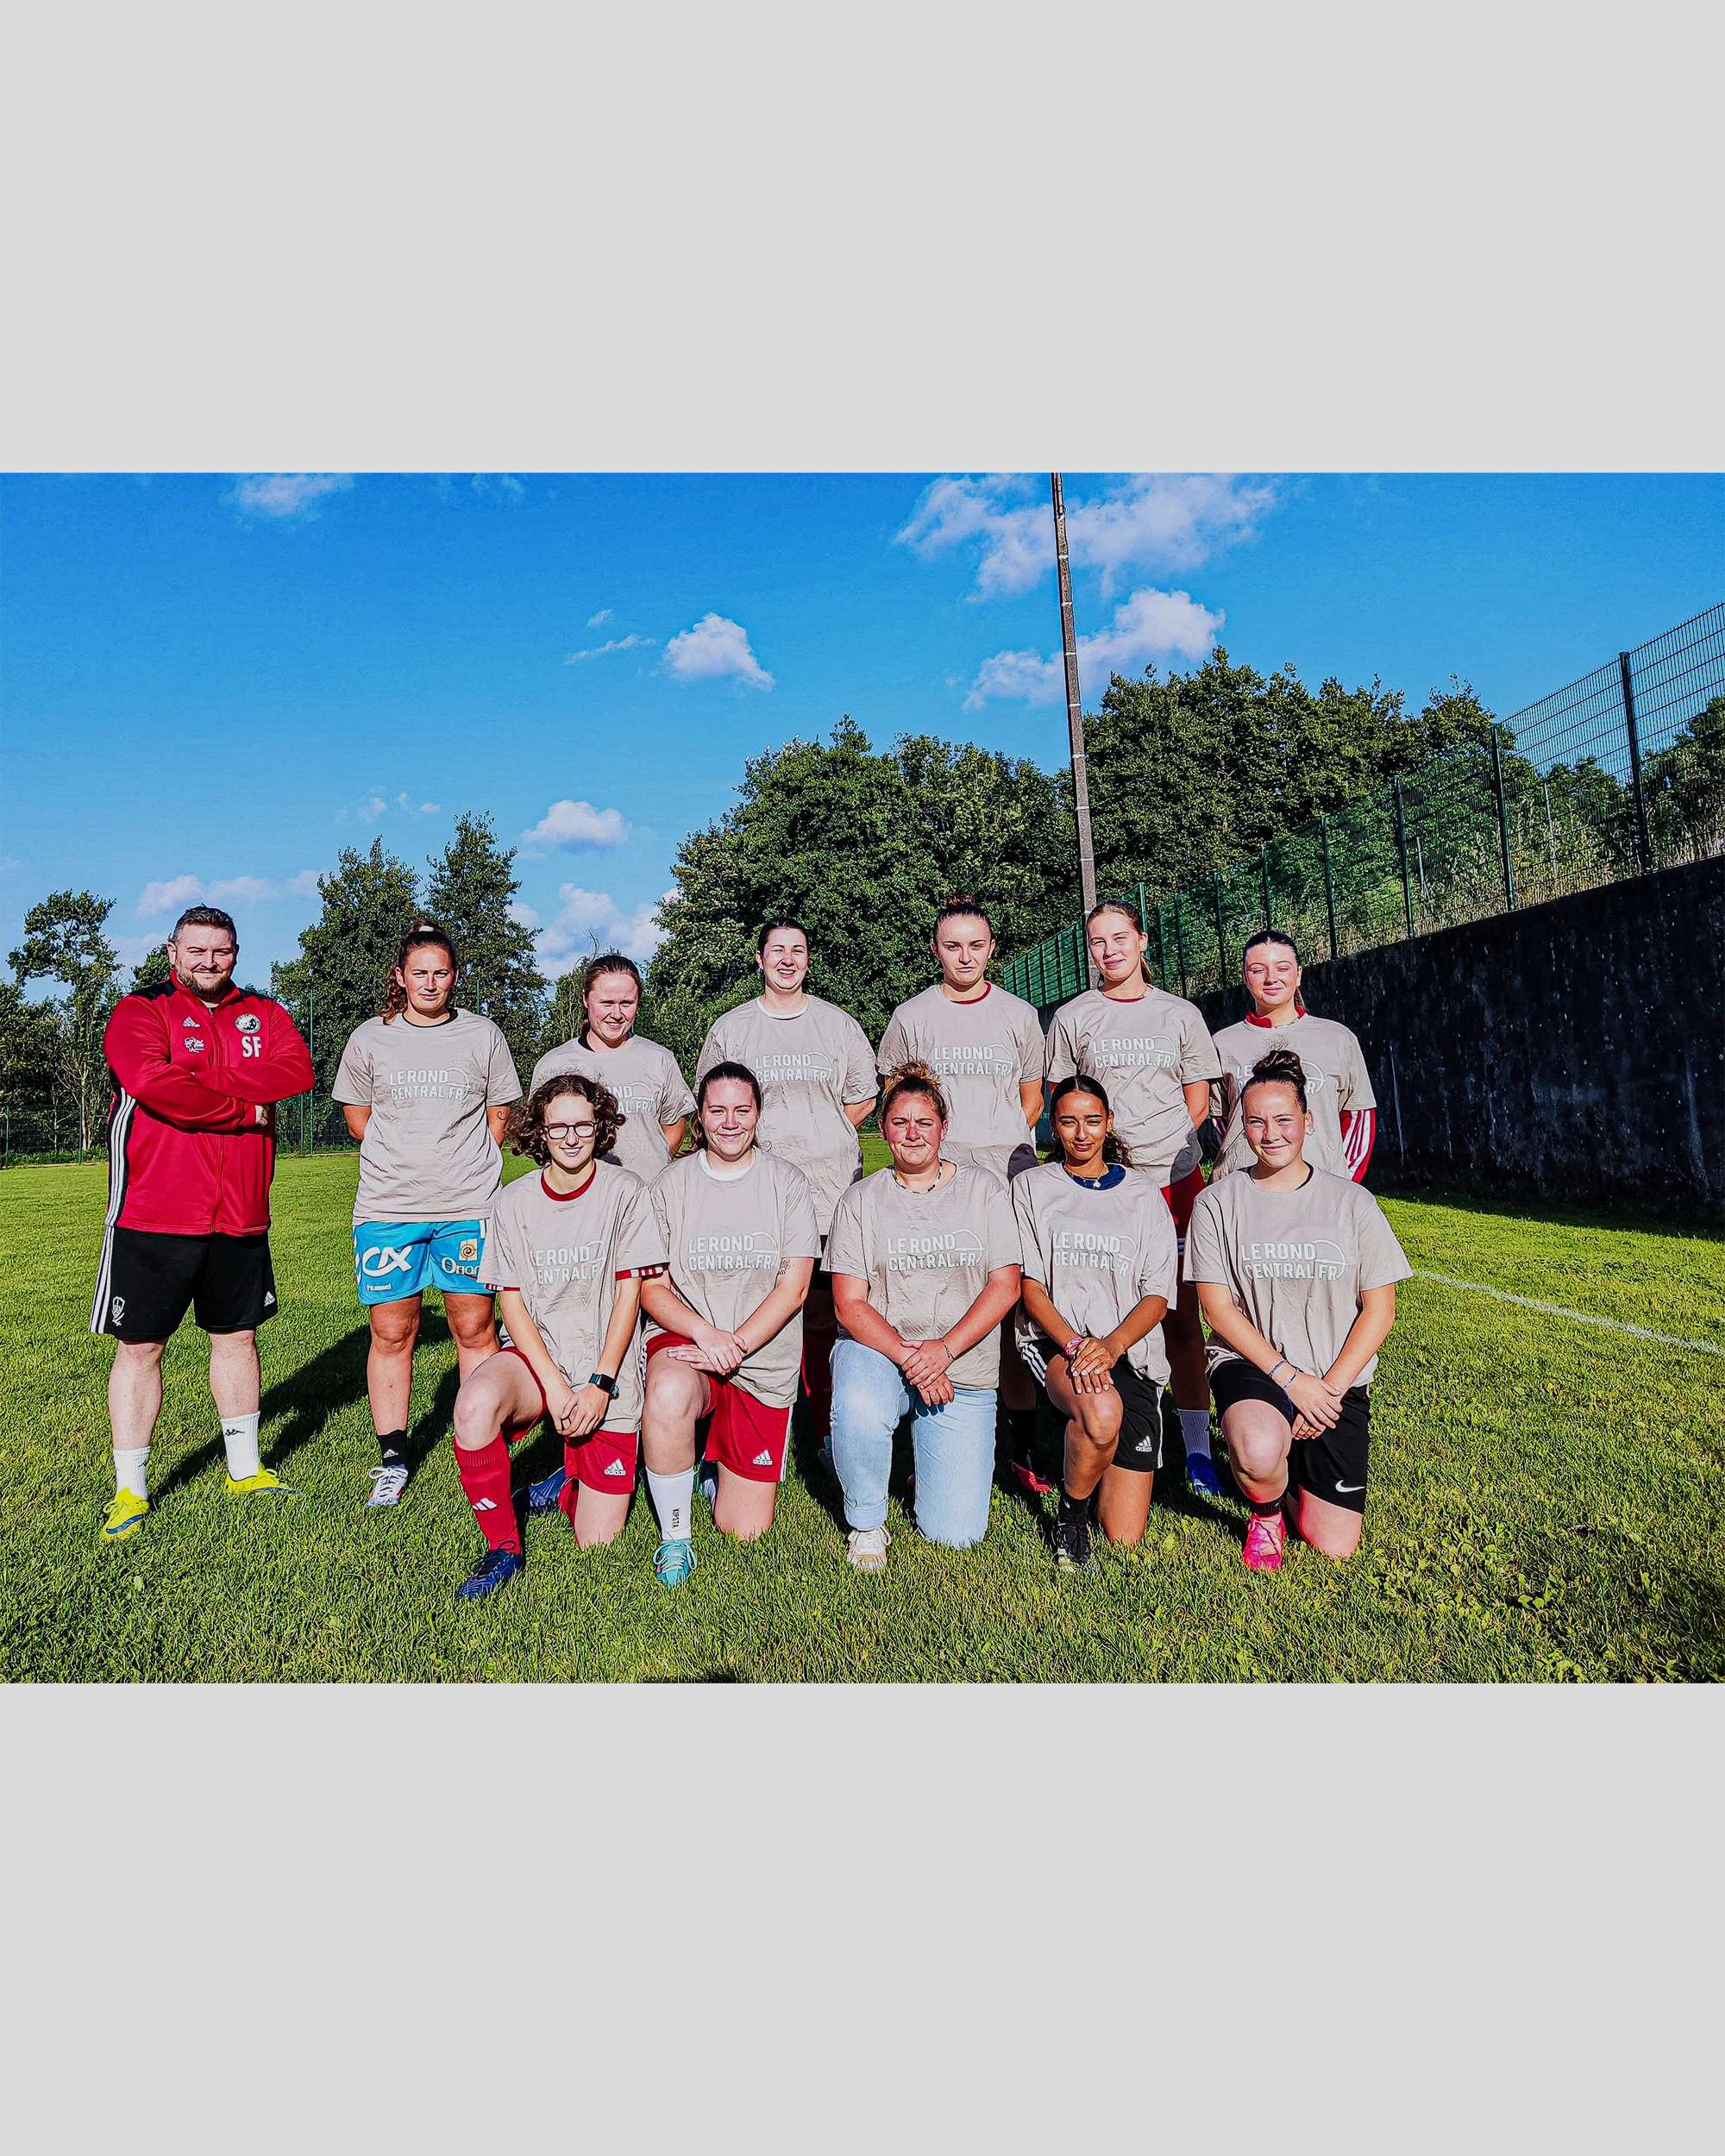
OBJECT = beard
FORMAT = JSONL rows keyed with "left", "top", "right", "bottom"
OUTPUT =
{"left": 174, "top": 965, "right": 235, "bottom": 1002}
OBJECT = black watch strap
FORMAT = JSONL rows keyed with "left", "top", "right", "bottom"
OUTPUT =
{"left": 588, "top": 1370, "right": 618, "bottom": 1397}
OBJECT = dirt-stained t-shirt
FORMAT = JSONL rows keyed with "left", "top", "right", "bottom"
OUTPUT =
{"left": 1045, "top": 986, "right": 1220, "bottom": 1181}
{"left": 825, "top": 1162, "right": 1021, "bottom": 1390}
{"left": 477, "top": 1161, "right": 667, "bottom": 1430}
{"left": 1208, "top": 1013, "right": 1377, "bottom": 1181}
{"left": 334, "top": 1010, "right": 522, "bottom": 1226}
{"left": 1183, "top": 1166, "right": 1411, "bottom": 1385}
{"left": 875, "top": 982, "right": 1046, "bottom": 1179}
{"left": 646, "top": 1150, "right": 821, "bottom": 1407}
{"left": 1012, "top": 1161, "right": 1180, "bottom": 1387}
{"left": 695, "top": 997, "right": 878, "bottom": 1236}
{"left": 528, "top": 1033, "right": 696, "bottom": 1185}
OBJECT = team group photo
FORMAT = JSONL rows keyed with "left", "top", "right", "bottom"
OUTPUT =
{"left": 3, "top": 471, "right": 1721, "bottom": 1683}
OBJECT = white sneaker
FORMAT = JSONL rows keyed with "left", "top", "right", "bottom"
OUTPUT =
{"left": 846, "top": 1525, "right": 891, "bottom": 1573}
{"left": 366, "top": 1463, "right": 409, "bottom": 1509}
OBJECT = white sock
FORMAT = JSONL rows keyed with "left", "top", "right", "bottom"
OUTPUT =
{"left": 221, "top": 1412, "right": 261, "bottom": 1482}
{"left": 113, "top": 1446, "right": 149, "bottom": 1501}
{"left": 646, "top": 1466, "right": 695, "bottom": 1543}
{"left": 1180, "top": 1408, "right": 1214, "bottom": 1461}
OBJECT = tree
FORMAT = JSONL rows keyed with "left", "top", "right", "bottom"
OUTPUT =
{"left": 0, "top": 979, "right": 60, "bottom": 1115}
{"left": 426, "top": 812, "right": 546, "bottom": 1069}
{"left": 271, "top": 841, "right": 421, "bottom": 1095}
{"left": 129, "top": 943, "right": 172, "bottom": 991}
{"left": 1642, "top": 694, "right": 1725, "bottom": 864}
{"left": 1082, "top": 650, "right": 1499, "bottom": 901}
{"left": 8, "top": 889, "right": 122, "bottom": 1151}
{"left": 648, "top": 717, "right": 1075, "bottom": 1066}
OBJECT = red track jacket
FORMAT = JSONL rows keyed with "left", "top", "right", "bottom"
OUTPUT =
{"left": 99, "top": 979, "right": 315, "bottom": 1237}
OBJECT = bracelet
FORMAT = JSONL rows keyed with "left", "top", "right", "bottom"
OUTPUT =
{"left": 587, "top": 1370, "right": 618, "bottom": 1397}
{"left": 1065, "top": 1335, "right": 1086, "bottom": 1361}
{"left": 1269, "top": 1358, "right": 1294, "bottom": 1386}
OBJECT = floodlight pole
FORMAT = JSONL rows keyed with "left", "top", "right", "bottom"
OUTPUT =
{"left": 1051, "top": 473, "right": 1097, "bottom": 918}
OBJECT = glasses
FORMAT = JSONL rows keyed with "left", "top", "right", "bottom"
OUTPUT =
{"left": 545, "top": 1122, "right": 599, "bottom": 1141}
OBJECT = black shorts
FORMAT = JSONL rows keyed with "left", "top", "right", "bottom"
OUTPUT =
{"left": 1033, "top": 1355, "right": 1165, "bottom": 1477}
{"left": 1209, "top": 1357, "right": 1371, "bottom": 1514}
{"left": 90, "top": 1225, "right": 278, "bottom": 1344}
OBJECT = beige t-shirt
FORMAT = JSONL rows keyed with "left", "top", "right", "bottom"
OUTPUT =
{"left": 695, "top": 996, "right": 878, "bottom": 1235}
{"left": 825, "top": 1161, "right": 1021, "bottom": 1390}
{"left": 1012, "top": 1160, "right": 1180, "bottom": 1386}
{"left": 646, "top": 1150, "right": 822, "bottom": 1407}
{"left": 476, "top": 1162, "right": 667, "bottom": 1431}
{"left": 334, "top": 1010, "right": 522, "bottom": 1225}
{"left": 1183, "top": 1165, "right": 1411, "bottom": 1386}
{"left": 1208, "top": 1013, "right": 1377, "bottom": 1181}
{"left": 1045, "top": 986, "right": 1220, "bottom": 1181}
{"left": 875, "top": 982, "right": 1046, "bottom": 1179}
{"left": 529, "top": 1033, "right": 696, "bottom": 1185}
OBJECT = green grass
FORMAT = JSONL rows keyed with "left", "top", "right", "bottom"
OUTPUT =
{"left": 3, "top": 1151, "right": 1722, "bottom": 1682}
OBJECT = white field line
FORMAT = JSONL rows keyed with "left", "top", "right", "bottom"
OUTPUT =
{"left": 1408, "top": 1269, "right": 1725, "bottom": 1359}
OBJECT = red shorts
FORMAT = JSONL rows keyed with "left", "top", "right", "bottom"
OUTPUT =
{"left": 499, "top": 1344, "right": 639, "bottom": 1496}
{"left": 1162, "top": 1161, "right": 1207, "bottom": 1241}
{"left": 643, "top": 1330, "right": 793, "bottom": 1483}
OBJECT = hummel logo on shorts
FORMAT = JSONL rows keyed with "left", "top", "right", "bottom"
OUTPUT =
{"left": 603, "top": 1458, "right": 627, "bottom": 1477}
{"left": 752, "top": 1449, "right": 774, "bottom": 1467}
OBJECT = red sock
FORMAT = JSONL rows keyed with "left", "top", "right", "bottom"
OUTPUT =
{"left": 456, "top": 1437, "right": 519, "bottom": 1552}
{"left": 558, "top": 1440, "right": 580, "bottom": 1524}
{"left": 802, "top": 1317, "right": 837, "bottom": 1440}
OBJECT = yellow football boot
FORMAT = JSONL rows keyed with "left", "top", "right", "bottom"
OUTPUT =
{"left": 225, "top": 1465, "right": 300, "bottom": 1496}
{"left": 102, "top": 1490, "right": 149, "bottom": 1540}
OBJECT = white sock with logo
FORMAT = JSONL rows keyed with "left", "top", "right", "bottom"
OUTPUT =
{"left": 1180, "top": 1409, "right": 1214, "bottom": 1462}
{"left": 222, "top": 1412, "right": 261, "bottom": 1482}
{"left": 113, "top": 1447, "right": 149, "bottom": 1501}
{"left": 646, "top": 1466, "right": 695, "bottom": 1544}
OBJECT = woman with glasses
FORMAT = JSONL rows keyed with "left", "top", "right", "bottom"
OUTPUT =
{"left": 449, "top": 1073, "right": 668, "bottom": 1604}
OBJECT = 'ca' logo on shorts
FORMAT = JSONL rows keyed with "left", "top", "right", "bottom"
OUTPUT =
{"left": 111, "top": 1295, "right": 126, "bottom": 1322}
{"left": 459, "top": 1238, "right": 479, "bottom": 1263}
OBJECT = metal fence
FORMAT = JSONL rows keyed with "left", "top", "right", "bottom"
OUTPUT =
{"left": 1003, "top": 603, "right": 1725, "bottom": 1007}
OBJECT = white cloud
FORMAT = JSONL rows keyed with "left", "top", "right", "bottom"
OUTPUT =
{"left": 336, "top": 792, "right": 390, "bottom": 826}
{"left": 112, "top": 935, "right": 163, "bottom": 970}
{"left": 232, "top": 473, "right": 354, "bottom": 519}
{"left": 395, "top": 793, "right": 439, "bottom": 816}
{"left": 898, "top": 473, "right": 1277, "bottom": 598}
{"left": 565, "top": 633, "right": 656, "bottom": 664}
{"left": 662, "top": 612, "right": 774, "bottom": 691}
{"left": 286, "top": 869, "right": 323, "bottom": 898}
{"left": 471, "top": 473, "right": 524, "bottom": 500}
{"left": 507, "top": 901, "right": 540, "bottom": 931}
{"left": 586, "top": 608, "right": 613, "bottom": 629}
{"left": 518, "top": 799, "right": 630, "bottom": 856}
{"left": 137, "top": 874, "right": 208, "bottom": 918}
{"left": 963, "top": 586, "right": 1224, "bottom": 711}
{"left": 535, "top": 886, "right": 666, "bottom": 975}
{"left": 137, "top": 872, "right": 285, "bottom": 916}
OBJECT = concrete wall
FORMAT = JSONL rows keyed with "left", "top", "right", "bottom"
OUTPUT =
{"left": 1177, "top": 855, "right": 1724, "bottom": 1219}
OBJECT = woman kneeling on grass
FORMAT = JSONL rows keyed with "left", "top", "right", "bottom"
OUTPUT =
{"left": 1012, "top": 1076, "right": 1179, "bottom": 1578}
{"left": 825, "top": 1062, "right": 1022, "bottom": 1570}
{"left": 637, "top": 1062, "right": 820, "bottom": 1587}
{"left": 449, "top": 1075, "right": 668, "bottom": 1604}
{"left": 1183, "top": 1048, "right": 1411, "bottom": 1573}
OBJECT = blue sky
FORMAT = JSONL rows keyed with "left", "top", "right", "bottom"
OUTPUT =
{"left": 3, "top": 472, "right": 1719, "bottom": 987}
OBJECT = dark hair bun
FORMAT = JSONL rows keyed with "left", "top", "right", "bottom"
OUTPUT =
{"left": 1243, "top": 1047, "right": 1308, "bottom": 1110}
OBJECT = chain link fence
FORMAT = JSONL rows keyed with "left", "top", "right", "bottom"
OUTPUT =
{"left": 1005, "top": 603, "right": 1725, "bottom": 1006}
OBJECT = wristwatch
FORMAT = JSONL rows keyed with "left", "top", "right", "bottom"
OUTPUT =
{"left": 587, "top": 1370, "right": 618, "bottom": 1396}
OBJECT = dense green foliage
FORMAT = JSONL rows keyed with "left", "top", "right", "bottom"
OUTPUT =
{"left": 3, "top": 1155, "right": 1720, "bottom": 1682}
{"left": 6, "top": 889, "right": 122, "bottom": 1150}
{"left": 270, "top": 840, "right": 423, "bottom": 1093}
{"left": 425, "top": 812, "right": 545, "bottom": 1067}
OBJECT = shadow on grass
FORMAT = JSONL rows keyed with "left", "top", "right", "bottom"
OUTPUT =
{"left": 152, "top": 1320, "right": 373, "bottom": 1501}
{"left": 1372, "top": 1175, "right": 1725, "bottom": 1242}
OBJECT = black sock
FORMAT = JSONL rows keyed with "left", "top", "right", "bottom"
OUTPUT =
{"left": 379, "top": 1429, "right": 409, "bottom": 1466}
{"left": 1057, "top": 1487, "right": 1089, "bottom": 1526}
{"left": 1247, "top": 1492, "right": 1283, "bottom": 1518}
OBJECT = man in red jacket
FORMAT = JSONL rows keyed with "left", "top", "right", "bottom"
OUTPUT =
{"left": 91, "top": 905, "right": 314, "bottom": 1539}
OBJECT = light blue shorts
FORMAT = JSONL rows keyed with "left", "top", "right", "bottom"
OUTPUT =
{"left": 353, "top": 1219, "right": 489, "bottom": 1306}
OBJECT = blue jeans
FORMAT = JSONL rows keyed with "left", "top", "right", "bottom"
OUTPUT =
{"left": 830, "top": 1337, "right": 997, "bottom": 1548}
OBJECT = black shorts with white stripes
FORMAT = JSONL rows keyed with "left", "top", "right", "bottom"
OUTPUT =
{"left": 91, "top": 1226, "right": 277, "bottom": 1343}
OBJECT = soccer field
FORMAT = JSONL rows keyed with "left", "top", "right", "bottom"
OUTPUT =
{"left": 3, "top": 1150, "right": 1722, "bottom": 1683}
